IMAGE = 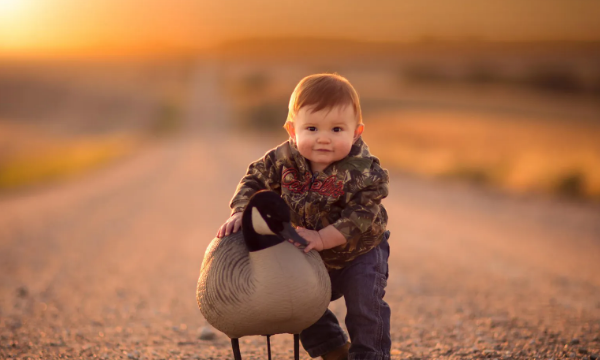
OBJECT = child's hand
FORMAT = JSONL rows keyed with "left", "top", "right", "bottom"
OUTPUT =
{"left": 217, "top": 212, "right": 243, "bottom": 238}
{"left": 290, "top": 227, "right": 324, "bottom": 253}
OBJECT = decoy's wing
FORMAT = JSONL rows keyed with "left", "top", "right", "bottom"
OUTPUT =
{"left": 304, "top": 250, "right": 332, "bottom": 302}
{"left": 197, "top": 231, "right": 255, "bottom": 318}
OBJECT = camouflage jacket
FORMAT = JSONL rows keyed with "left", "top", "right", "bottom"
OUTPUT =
{"left": 229, "top": 137, "right": 389, "bottom": 270}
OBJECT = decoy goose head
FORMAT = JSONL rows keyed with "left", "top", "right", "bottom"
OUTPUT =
{"left": 242, "top": 191, "right": 308, "bottom": 252}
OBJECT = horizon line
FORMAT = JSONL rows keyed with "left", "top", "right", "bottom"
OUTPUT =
{"left": 2, "top": 36, "right": 599, "bottom": 61}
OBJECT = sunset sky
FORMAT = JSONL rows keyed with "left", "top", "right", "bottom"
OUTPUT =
{"left": 1, "top": 0, "right": 600, "bottom": 57}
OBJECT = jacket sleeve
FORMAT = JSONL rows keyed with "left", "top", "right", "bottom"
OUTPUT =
{"left": 331, "top": 168, "right": 389, "bottom": 252}
{"left": 229, "top": 149, "right": 281, "bottom": 216}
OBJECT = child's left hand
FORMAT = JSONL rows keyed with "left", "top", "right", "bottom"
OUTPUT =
{"left": 289, "top": 227, "right": 324, "bottom": 253}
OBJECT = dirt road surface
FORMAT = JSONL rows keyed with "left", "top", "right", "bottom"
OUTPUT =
{"left": 1, "top": 132, "right": 599, "bottom": 360}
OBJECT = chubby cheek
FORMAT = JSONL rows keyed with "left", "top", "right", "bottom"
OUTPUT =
{"left": 333, "top": 139, "right": 353, "bottom": 157}
{"left": 295, "top": 136, "right": 314, "bottom": 158}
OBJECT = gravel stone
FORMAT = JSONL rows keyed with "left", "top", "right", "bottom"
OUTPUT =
{"left": 198, "top": 326, "right": 217, "bottom": 340}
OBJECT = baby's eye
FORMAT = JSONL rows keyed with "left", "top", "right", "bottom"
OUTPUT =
{"left": 333, "top": 127, "right": 343, "bottom": 132}
{"left": 307, "top": 126, "right": 317, "bottom": 131}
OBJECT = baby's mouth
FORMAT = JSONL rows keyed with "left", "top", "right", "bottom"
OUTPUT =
{"left": 315, "top": 149, "right": 332, "bottom": 152}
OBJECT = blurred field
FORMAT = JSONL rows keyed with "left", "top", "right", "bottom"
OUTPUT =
{"left": 0, "top": 59, "right": 187, "bottom": 192}
{"left": 1, "top": 39, "right": 599, "bottom": 200}
{"left": 364, "top": 110, "right": 600, "bottom": 200}
{"left": 0, "top": 122, "right": 140, "bottom": 191}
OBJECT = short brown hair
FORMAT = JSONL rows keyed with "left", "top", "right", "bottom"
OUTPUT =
{"left": 285, "top": 73, "right": 362, "bottom": 131}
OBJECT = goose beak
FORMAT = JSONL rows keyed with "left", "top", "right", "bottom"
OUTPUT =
{"left": 279, "top": 222, "right": 308, "bottom": 246}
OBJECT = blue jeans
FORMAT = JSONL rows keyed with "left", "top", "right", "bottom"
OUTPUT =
{"left": 301, "top": 231, "right": 391, "bottom": 360}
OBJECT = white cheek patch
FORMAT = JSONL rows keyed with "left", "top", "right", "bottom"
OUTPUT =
{"left": 252, "top": 207, "right": 276, "bottom": 235}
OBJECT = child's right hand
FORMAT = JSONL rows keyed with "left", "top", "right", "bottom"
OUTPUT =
{"left": 216, "top": 212, "right": 243, "bottom": 238}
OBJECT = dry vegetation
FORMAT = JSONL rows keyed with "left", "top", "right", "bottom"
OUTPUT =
{"left": 0, "top": 59, "right": 189, "bottom": 193}
{"left": 364, "top": 110, "right": 600, "bottom": 200}
{"left": 0, "top": 122, "right": 140, "bottom": 192}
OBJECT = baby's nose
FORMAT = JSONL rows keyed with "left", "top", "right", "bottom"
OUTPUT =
{"left": 317, "top": 136, "right": 331, "bottom": 143}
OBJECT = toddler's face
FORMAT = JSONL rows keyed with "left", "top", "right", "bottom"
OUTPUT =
{"left": 289, "top": 105, "right": 363, "bottom": 173}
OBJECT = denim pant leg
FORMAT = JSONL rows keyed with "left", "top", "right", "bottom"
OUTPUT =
{"left": 300, "top": 306, "right": 349, "bottom": 358}
{"left": 301, "top": 231, "right": 391, "bottom": 359}
{"left": 341, "top": 231, "right": 391, "bottom": 360}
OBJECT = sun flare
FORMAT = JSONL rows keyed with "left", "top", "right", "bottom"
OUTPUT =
{"left": 0, "top": 0, "right": 39, "bottom": 52}
{"left": 0, "top": 0, "right": 29, "bottom": 16}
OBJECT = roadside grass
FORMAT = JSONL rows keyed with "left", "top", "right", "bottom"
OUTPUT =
{"left": 0, "top": 128, "right": 140, "bottom": 192}
{"left": 363, "top": 110, "right": 600, "bottom": 200}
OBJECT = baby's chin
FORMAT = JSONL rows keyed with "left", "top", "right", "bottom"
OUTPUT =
{"left": 308, "top": 154, "right": 349, "bottom": 167}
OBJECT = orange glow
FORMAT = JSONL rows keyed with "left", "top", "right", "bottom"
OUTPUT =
{"left": 1, "top": 0, "right": 600, "bottom": 58}
{"left": 0, "top": 0, "right": 36, "bottom": 51}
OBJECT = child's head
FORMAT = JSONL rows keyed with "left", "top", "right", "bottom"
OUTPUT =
{"left": 284, "top": 73, "right": 364, "bottom": 172}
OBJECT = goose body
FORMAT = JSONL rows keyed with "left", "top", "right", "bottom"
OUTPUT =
{"left": 196, "top": 191, "right": 331, "bottom": 359}
{"left": 197, "top": 230, "right": 330, "bottom": 338}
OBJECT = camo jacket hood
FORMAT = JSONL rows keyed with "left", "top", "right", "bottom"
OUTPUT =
{"left": 229, "top": 137, "right": 389, "bottom": 270}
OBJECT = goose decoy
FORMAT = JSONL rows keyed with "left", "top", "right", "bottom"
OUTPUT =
{"left": 197, "top": 190, "right": 331, "bottom": 360}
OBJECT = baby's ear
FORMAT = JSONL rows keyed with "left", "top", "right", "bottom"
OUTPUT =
{"left": 284, "top": 121, "right": 296, "bottom": 138}
{"left": 353, "top": 124, "right": 364, "bottom": 142}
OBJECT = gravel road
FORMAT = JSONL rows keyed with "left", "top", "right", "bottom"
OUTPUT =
{"left": 1, "top": 133, "right": 599, "bottom": 359}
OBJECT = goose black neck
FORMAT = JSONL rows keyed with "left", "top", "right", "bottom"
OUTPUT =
{"left": 242, "top": 207, "right": 284, "bottom": 252}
